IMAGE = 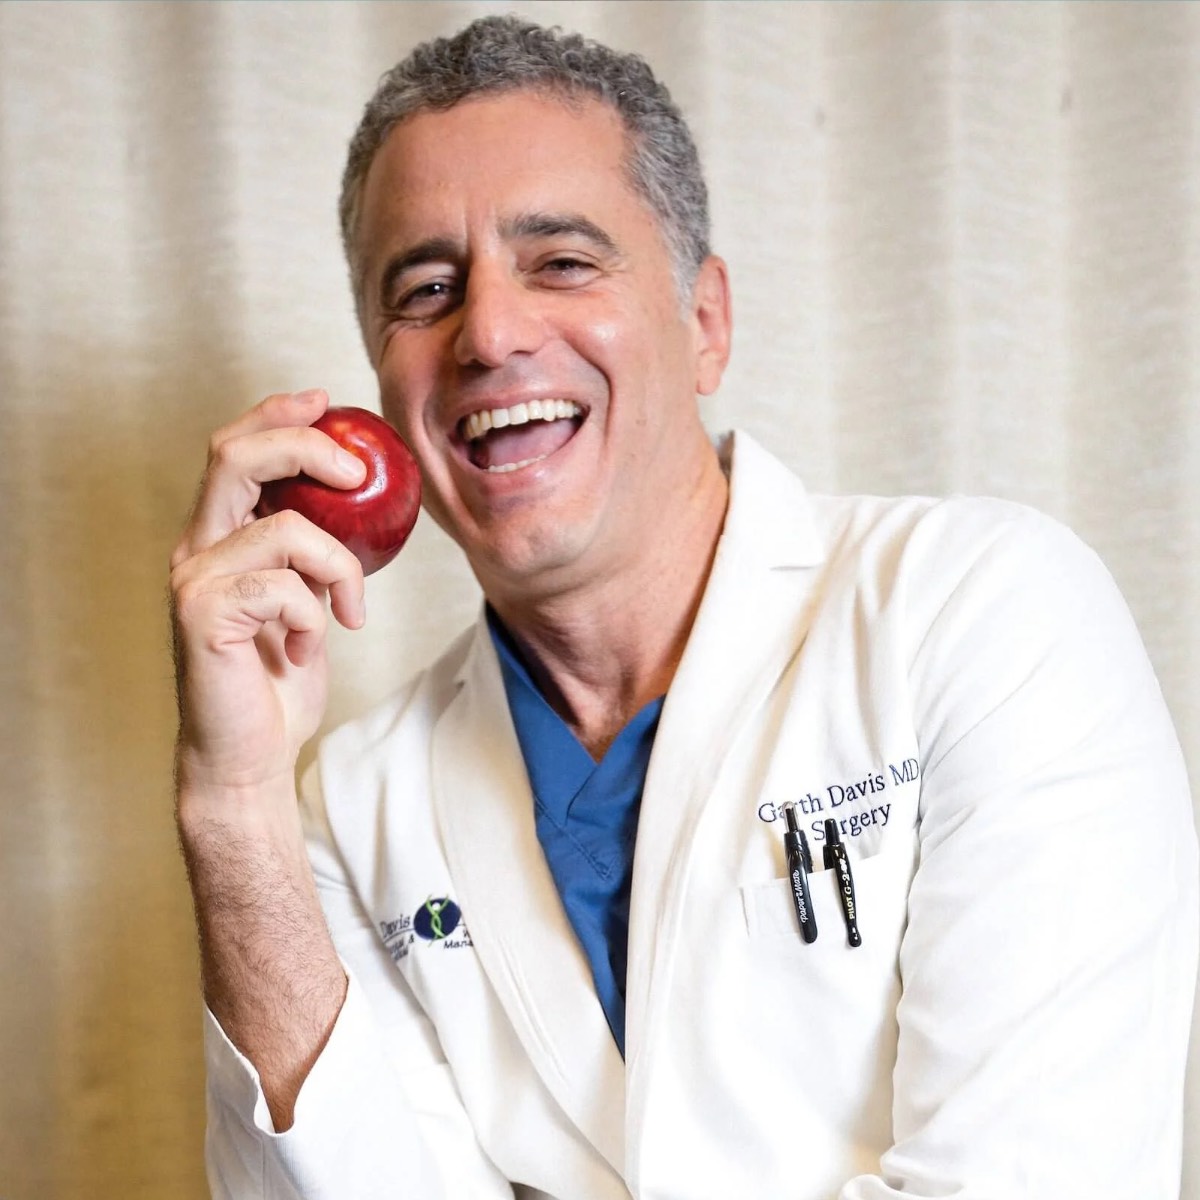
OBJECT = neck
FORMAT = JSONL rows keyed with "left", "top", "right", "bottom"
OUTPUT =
{"left": 487, "top": 448, "right": 728, "bottom": 760}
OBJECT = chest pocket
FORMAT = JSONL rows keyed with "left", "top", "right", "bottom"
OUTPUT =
{"left": 740, "top": 834, "right": 917, "bottom": 955}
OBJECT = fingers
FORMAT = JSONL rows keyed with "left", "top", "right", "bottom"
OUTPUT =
{"left": 175, "top": 567, "right": 330, "bottom": 669}
{"left": 209, "top": 388, "right": 332, "bottom": 448}
{"left": 173, "top": 390, "right": 368, "bottom": 565}
{"left": 172, "top": 508, "right": 366, "bottom": 633}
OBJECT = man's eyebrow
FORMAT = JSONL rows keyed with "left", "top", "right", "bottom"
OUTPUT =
{"left": 376, "top": 215, "right": 618, "bottom": 305}
{"left": 501, "top": 211, "right": 619, "bottom": 254}
{"left": 377, "top": 236, "right": 461, "bottom": 304}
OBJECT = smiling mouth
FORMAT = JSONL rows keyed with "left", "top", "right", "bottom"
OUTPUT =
{"left": 459, "top": 399, "right": 585, "bottom": 473}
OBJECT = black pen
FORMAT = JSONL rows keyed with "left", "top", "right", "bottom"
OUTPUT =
{"left": 782, "top": 803, "right": 818, "bottom": 943}
{"left": 823, "top": 818, "right": 862, "bottom": 947}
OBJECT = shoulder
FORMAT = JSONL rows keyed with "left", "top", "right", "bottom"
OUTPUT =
{"left": 301, "top": 621, "right": 483, "bottom": 881}
{"left": 723, "top": 429, "right": 1096, "bottom": 591}
{"left": 806, "top": 489, "right": 1114, "bottom": 616}
{"left": 811, "top": 488, "right": 1081, "bottom": 559}
{"left": 724, "top": 429, "right": 1125, "bottom": 647}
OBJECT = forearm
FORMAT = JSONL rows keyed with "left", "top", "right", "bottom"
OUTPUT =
{"left": 178, "top": 780, "right": 347, "bottom": 1132}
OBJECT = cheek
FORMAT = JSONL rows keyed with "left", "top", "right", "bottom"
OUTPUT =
{"left": 378, "top": 369, "right": 432, "bottom": 450}
{"left": 376, "top": 333, "right": 444, "bottom": 432}
{"left": 378, "top": 391, "right": 417, "bottom": 449}
{"left": 568, "top": 301, "right": 671, "bottom": 386}
{"left": 581, "top": 311, "right": 622, "bottom": 353}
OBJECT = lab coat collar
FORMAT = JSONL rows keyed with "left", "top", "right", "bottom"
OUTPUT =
{"left": 715, "top": 428, "right": 825, "bottom": 571}
{"left": 621, "top": 432, "right": 828, "bottom": 1174}
{"left": 433, "top": 627, "right": 627, "bottom": 1174}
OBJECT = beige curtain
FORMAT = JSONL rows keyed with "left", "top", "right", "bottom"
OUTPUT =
{"left": 2, "top": 2, "right": 1196, "bottom": 1197}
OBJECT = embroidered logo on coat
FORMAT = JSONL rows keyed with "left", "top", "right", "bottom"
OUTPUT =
{"left": 379, "top": 896, "right": 474, "bottom": 963}
{"left": 414, "top": 896, "right": 462, "bottom": 941}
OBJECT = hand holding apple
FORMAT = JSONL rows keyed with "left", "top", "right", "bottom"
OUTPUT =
{"left": 256, "top": 406, "right": 421, "bottom": 576}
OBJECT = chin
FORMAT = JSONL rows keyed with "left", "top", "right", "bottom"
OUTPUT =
{"left": 470, "top": 520, "right": 596, "bottom": 594}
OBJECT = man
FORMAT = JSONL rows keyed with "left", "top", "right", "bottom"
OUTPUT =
{"left": 170, "top": 15, "right": 1197, "bottom": 1200}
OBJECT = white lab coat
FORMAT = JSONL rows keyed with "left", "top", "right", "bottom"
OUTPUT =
{"left": 205, "top": 431, "right": 1198, "bottom": 1200}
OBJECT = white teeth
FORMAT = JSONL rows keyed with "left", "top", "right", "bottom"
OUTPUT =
{"left": 486, "top": 453, "right": 550, "bottom": 473}
{"left": 461, "top": 399, "right": 582, "bottom": 442}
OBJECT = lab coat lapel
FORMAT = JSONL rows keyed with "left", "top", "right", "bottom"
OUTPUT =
{"left": 625, "top": 431, "right": 826, "bottom": 1073}
{"left": 432, "top": 620, "right": 626, "bottom": 1172}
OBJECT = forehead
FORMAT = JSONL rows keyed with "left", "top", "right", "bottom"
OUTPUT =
{"left": 356, "top": 90, "right": 653, "bottom": 257}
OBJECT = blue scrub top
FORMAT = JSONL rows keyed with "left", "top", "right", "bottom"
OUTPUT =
{"left": 488, "top": 610, "right": 663, "bottom": 1058}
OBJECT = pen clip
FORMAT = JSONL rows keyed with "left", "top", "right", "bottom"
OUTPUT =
{"left": 823, "top": 818, "right": 862, "bottom": 948}
{"left": 782, "top": 803, "right": 818, "bottom": 943}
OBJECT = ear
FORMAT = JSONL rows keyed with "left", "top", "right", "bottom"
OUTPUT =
{"left": 690, "top": 255, "right": 733, "bottom": 397}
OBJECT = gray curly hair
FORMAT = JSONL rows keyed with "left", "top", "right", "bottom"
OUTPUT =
{"left": 339, "top": 14, "right": 711, "bottom": 308}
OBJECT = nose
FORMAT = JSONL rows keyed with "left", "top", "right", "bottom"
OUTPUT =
{"left": 453, "top": 262, "right": 546, "bottom": 368}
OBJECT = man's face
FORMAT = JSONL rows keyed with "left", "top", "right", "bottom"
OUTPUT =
{"left": 354, "top": 90, "right": 729, "bottom": 594}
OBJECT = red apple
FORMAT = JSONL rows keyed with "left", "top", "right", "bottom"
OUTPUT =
{"left": 256, "top": 406, "right": 421, "bottom": 576}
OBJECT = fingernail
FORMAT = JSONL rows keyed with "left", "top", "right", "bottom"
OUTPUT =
{"left": 337, "top": 449, "right": 367, "bottom": 479}
{"left": 292, "top": 388, "right": 325, "bottom": 404}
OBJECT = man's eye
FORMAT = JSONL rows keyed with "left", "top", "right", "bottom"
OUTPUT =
{"left": 394, "top": 279, "right": 460, "bottom": 318}
{"left": 538, "top": 257, "right": 596, "bottom": 283}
